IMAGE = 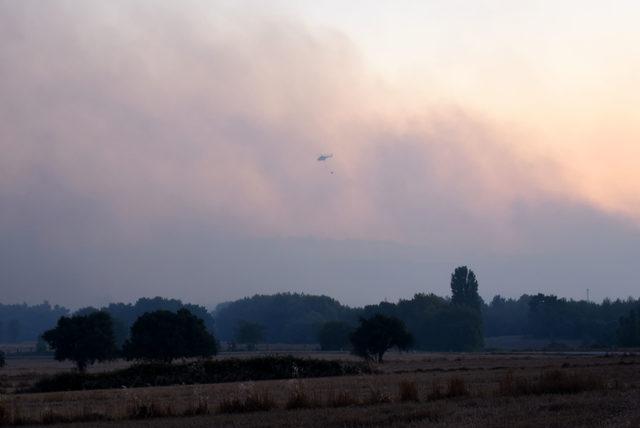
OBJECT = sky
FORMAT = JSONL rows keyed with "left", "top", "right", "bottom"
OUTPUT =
{"left": 1, "top": 1, "right": 639, "bottom": 308}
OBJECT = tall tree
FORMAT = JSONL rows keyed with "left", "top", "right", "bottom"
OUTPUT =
{"left": 450, "top": 266, "right": 482, "bottom": 311}
{"left": 448, "top": 266, "right": 484, "bottom": 350}
{"left": 42, "top": 312, "right": 117, "bottom": 372}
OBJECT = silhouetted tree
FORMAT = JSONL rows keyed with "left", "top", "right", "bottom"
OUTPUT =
{"left": 447, "top": 266, "right": 484, "bottom": 350}
{"left": 0, "top": 350, "right": 5, "bottom": 368}
{"left": 123, "top": 309, "right": 217, "bottom": 362}
{"left": 317, "top": 321, "right": 353, "bottom": 351}
{"left": 450, "top": 266, "right": 482, "bottom": 311}
{"left": 74, "top": 297, "right": 215, "bottom": 347}
{"left": 350, "top": 314, "right": 412, "bottom": 363}
{"left": 42, "top": 312, "right": 117, "bottom": 372}
{"left": 234, "top": 320, "right": 265, "bottom": 351}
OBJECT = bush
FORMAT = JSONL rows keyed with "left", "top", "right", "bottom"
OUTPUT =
{"left": 29, "top": 356, "right": 373, "bottom": 393}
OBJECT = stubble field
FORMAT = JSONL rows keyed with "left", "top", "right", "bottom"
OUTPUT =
{"left": 1, "top": 351, "right": 639, "bottom": 427}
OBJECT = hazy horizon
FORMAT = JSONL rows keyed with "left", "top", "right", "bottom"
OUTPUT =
{"left": 2, "top": 1, "right": 639, "bottom": 308}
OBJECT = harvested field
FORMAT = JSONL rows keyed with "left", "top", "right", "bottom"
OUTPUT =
{"left": 1, "top": 351, "right": 639, "bottom": 426}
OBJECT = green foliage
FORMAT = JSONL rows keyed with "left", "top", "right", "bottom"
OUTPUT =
{"left": 350, "top": 314, "right": 413, "bottom": 363}
{"left": 42, "top": 311, "right": 117, "bottom": 372}
{"left": 123, "top": 309, "right": 217, "bottom": 362}
{"left": 234, "top": 320, "right": 265, "bottom": 350}
{"left": 317, "top": 320, "right": 353, "bottom": 351}
{"left": 29, "top": 356, "right": 373, "bottom": 393}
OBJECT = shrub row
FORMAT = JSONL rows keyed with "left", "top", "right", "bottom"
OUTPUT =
{"left": 27, "top": 356, "right": 373, "bottom": 393}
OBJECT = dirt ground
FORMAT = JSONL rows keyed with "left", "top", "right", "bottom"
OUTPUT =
{"left": 1, "top": 351, "right": 639, "bottom": 427}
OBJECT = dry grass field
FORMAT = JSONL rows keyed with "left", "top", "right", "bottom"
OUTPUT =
{"left": 1, "top": 351, "right": 639, "bottom": 427}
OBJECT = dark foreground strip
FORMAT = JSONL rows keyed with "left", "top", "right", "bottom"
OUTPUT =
{"left": 26, "top": 356, "right": 374, "bottom": 393}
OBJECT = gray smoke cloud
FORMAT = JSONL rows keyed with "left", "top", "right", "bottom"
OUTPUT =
{"left": 1, "top": 1, "right": 638, "bottom": 307}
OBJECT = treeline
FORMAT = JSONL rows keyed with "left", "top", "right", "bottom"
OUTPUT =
{"left": 483, "top": 294, "right": 640, "bottom": 346}
{"left": 42, "top": 309, "right": 218, "bottom": 371}
{"left": 358, "top": 266, "right": 483, "bottom": 351}
{"left": 2, "top": 267, "right": 640, "bottom": 350}
{"left": 214, "top": 266, "right": 484, "bottom": 352}
{"left": 213, "top": 293, "right": 356, "bottom": 344}
{"left": 0, "top": 302, "right": 68, "bottom": 343}
{"left": 0, "top": 298, "right": 213, "bottom": 348}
